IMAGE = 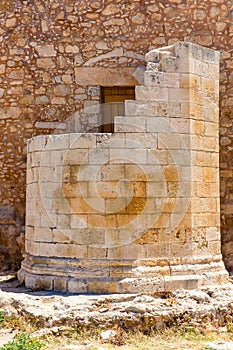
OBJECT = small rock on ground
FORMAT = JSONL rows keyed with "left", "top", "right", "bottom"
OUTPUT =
{"left": 100, "top": 329, "right": 117, "bottom": 342}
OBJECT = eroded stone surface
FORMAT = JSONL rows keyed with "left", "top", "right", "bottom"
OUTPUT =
{"left": 1, "top": 276, "right": 233, "bottom": 332}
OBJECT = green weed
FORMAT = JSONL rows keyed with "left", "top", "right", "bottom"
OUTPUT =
{"left": 0, "top": 333, "right": 44, "bottom": 350}
{"left": 0, "top": 311, "right": 4, "bottom": 326}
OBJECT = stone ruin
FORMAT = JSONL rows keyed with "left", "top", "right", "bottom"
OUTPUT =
{"left": 18, "top": 42, "right": 229, "bottom": 293}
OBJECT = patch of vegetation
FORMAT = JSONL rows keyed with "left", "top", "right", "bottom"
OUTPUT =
{"left": 227, "top": 323, "right": 233, "bottom": 334}
{"left": 0, "top": 311, "right": 4, "bottom": 326}
{"left": 0, "top": 333, "right": 44, "bottom": 350}
{"left": 2, "top": 313, "right": 42, "bottom": 334}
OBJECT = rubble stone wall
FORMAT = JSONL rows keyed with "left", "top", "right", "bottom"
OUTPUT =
{"left": 0, "top": 0, "right": 233, "bottom": 270}
{"left": 18, "top": 42, "right": 228, "bottom": 293}
{"left": 219, "top": 50, "right": 233, "bottom": 273}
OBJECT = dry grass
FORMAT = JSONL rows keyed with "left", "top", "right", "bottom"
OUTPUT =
{"left": 42, "top": 325, "right": 233, "bottom": 350}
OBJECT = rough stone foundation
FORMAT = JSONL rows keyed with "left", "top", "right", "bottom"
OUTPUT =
{"left": 18, "top": 42, "right": 229, "bottom": 293}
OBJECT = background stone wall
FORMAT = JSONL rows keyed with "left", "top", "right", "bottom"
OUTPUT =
{"left": 220, "top": 50, "right": 233, "bottom": 273}
{"left": 0, "top": 0, "right": 233, "bottom": 270}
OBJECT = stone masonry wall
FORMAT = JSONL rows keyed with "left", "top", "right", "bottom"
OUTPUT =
{"left": 0, "top": 0, "right": 233, "bottom": 270}
{"left": 18, "top": 42, "right": 228, "bottom": 293}
{"left": 220, "top": 50, "right": 233, "bottom": 273}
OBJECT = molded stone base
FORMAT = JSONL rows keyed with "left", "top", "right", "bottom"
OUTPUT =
{"left": 18, "top": 254, "right": 229, "bottom": 294}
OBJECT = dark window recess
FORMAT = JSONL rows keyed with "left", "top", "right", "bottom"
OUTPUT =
{"left": 101, "top": 86, "right": 135, "bottom": 133}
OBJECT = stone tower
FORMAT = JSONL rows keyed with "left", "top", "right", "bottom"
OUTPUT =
{"left": 18, "top": 42, "right": 228, "bottom": 293}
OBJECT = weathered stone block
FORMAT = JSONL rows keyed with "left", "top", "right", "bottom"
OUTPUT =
{"left": 114, "top": 116, "right": 146, "bottom": 133}
{"left": 36, "top": 45, "right": 56, "bottom": 57}
{"left": 146, "top": 117, "right": 170, "bottom": 133}
{"left": 67, "top": 279, "right": 87, "bottom": 293}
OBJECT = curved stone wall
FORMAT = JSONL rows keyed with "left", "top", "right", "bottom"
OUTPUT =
{"left": 0, "top": 0, "right": 233, "bottom": 270}
{"left": 18, "top": 43, "right": 228, "bottom": 292}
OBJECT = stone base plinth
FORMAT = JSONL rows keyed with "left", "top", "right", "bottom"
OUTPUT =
{"left": 18, "top": 254, "right": 228, "bottom": 294}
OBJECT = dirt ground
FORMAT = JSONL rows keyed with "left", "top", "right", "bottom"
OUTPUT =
{"left": 1, "top": 272, "right": 233, "bottom": 350}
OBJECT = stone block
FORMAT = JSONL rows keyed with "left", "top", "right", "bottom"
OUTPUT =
{"left": 88, "top": 149, "right": 109, "bottom": 164}
{"left": 70, "top": 214, "right": 87, "bottom": 229}
{"left": 101, "top": 164, "right": 125, "bottom": 181}
{"left": 54, "top": 277, "right": 68, "bottom": 292}
{"left": 53, "top": 229, "right": 71, "bottom": 243}
{"left": 125, "top": 133, "right": 157, "bottom": 149}
{"left": 195, "top": 151, "right": 211, "bottom": 166}
{"left": 40, "top": 242, "right": 56, "bottom": 257}
{"left": 181, "top": 102, "right": 202, "bottom": 120}
{"left": 107, "top": 244, "right": 147, "bottom": 259}
{"left": 169, "top": 88, "right": 190, "bottom": 102}
{"left": 191, "top": 120, "right": 205, "bottom": 135}
{"left": 210, "top": 153, "right": 219, "bottom": 168}
{"left": 110, "top": 148, "right": 147, "bottom": 164}
{"left": 114, "top": 116, "right": 146, "bottom": 133}
{"left": 158, "top": 133, "right": 181, "bottom": 149}
{"left": 144, "top": 72, "right": 180, "bottom": 88}
{"left": 180, "top": 74, "right": 201, "bottom": 90}
{"left": 45, "top": 134, "right": 70, "bottom": 151}
{"left": 88, "top": 281, "right": 120, "bottom": 294}
{"left": 157, "top": 101, "right": 181, "bottom": 118}
{"left": 206, "top": 227, "right": 220, "bottom": 241}
{"left": 116, "top": 213, "right": 144, "bottom": 228}
{"left": 87, "top": 247, "right": 107, "bottom": 259}
{"left": 125, "top": 198, "right": 146, "bottom": 214}
{"left": 77, "top": 165, "right": 101, "bottom": 182}
{"left": 37, "top": 58, "right": 55, "bottom": 69}
{"left": 67, "top": 279, "right": 87, "bottom": 293}
{"left": 190, "top": 90, "right": 203, "bottom": 105}
{"left": 64, "top": 149, "right": 88, "bottom": 165}
{"left": 162, "top": 57, "right": 180, "bottom": 73}
{"left": 34, "top": 228, "right": 53, "bottom": 242}
{"left": 75, "top": 67, "right": 138, "bottom": 86}
{"left": 109, "top": 266, "right": 133, "bottom": 278}
{"left": 36, "top": 45, "right": 56, "bottom": 57}
{"left": 25, "top": 274, "right": 54, "bottom": 291}
{"left": 136, "top": 86, "right": 169, "bottom": 100}
{"left": 208, "top": 241, "right": 221, "bottom": 255}
{"left": 146, "top": 181, "right": 167, "bottom": 197}
{"left": 205, "top": 122, "right": 218, "bottom": 137}
{"left": 125, "top": 100, "right": 158, "bottom": 116}
{"left": 38, "top": 214, "right": 55, "bottom": 229}
{"left": 70, "top": 133, "right": 96, "bottom": 149}
{"left": 147, "top": 149, "right": 169, "bottom": 165}
{"left": 49, "top": 196, "right": 70, "bottom": 214}
{"left": 96, "top": 133, "right": 126, "bottom": 149}
{"left": 170, "top": 118, "right": 190, "bottom": 134}
{"left": 51, "top": 97, "right": 66, "bottom": 105}
{"left": 88, "top": 214, "right": 117, "bottom": 229}
{"left": 50, "top": 151, "right": 63, "bottom": 166}
{"left": 147, "top": 117, "right": 169, "bottom": 133}
{"left": 164, "top": 276, "right": 199, "bottom": 290}
{"left": 70, "top": 197, "right": 99, "bottom": 214}
{"left": 55, "top": 243, "right": 87, "bottom": 259}
{"left": 54, "top": 85, "right": 70, "bottom": 97}
{"left": 56, "top": 214, "right": 71, "bottom": 230}
{"left": 146, "top": 243, "right": 160, "bottom": 258}
{"left": 105, "top": 198, "right": 127, "bottom": 214}
{"left": 203, "top": 137, "right": 219, "bottom": 152}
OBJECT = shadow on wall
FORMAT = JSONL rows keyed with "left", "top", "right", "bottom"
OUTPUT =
{"left": 0, "top": 205, "right": 24, "bottom": 271}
